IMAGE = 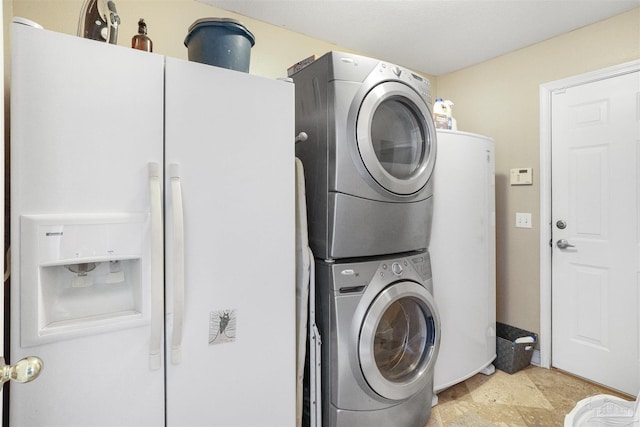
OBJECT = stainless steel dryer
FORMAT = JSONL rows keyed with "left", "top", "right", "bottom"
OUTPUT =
{"left": 293, "top": 52, "right": 437, "bottom": 260}
{"left": 315, "top": 252, "right": 441, "bottom": 427}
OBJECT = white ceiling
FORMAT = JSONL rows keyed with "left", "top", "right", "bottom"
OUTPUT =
{"left": 202, "top": 0, "right": 639, "bottom": 76}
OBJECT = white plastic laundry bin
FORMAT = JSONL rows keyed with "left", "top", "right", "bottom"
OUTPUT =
{"left": 565, "top": 393, "right": 640, "bottom": 426}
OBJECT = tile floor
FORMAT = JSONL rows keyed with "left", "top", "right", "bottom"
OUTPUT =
{"left": 426, "top": 365, "right": 633, "bottom": 426}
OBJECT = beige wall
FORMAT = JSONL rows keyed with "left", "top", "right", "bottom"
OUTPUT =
{"left": 436, "top": 8, "right": 640, "bottom": 336}
{"left": 8, "top": 0, "right": 356, "bottom": 79}
{"left": 5, "top": 1, "right": 639, "bottom": 340}
{"left": 6, "top": 0, "right": 437, "bottom": 95}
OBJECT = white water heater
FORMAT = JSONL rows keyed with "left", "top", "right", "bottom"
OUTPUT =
{"left": 430, "top": 130, "right": 497, "bottom": 392}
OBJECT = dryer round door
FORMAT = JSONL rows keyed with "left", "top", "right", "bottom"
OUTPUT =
{"left": 356, "top": 82, "right": 437, "bottom": 196}
{"left": 359, "top": 281, "right": 440, "bottom": 401}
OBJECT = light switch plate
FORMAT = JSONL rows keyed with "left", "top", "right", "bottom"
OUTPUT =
{"left": 510, "top": 168, "right": 533, "bottom": 185}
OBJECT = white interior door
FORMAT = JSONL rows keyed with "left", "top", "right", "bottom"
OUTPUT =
{"left": 0, "top": 5, "right": 4, "bottom": 421}
{"left": 551, "top": 70, "right": 640, "bottom": 395}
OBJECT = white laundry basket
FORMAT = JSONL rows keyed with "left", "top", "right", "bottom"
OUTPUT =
{"left": 564, "top": 393, "right": 640, "bottom": 426}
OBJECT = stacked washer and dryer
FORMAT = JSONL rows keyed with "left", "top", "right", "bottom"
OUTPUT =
{"left": 293, "top": 52, "right": 441, "bottom": 427}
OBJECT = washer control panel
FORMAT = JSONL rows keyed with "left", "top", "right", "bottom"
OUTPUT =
{"left": 391, "top": 262, "right": 403, "bottom": 276}
{"left": 379, "top": 258, "right": 414, "bottom": 281}
{"left": 329, "top": 253, "right": 432, "bottom": 294}
{"left": 409, "top": 253, "right": 432, "bottom": 282}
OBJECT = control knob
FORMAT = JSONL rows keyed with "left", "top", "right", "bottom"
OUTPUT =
{"left": 391, "top": 262, "right": 403, "bottom": 276}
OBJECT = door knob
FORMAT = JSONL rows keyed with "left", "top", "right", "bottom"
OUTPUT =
{"left": 556, "top": 239, "right": 575, "bottom": 249}
{"left": 0, "top": 356, "right": 43, "bottom": 389}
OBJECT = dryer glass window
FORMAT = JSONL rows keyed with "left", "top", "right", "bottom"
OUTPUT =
{"left": 371, "top": 99, "right": 427, "bottom": 180}
{"left": 373, "top": 297, "right": 434, "bottom": 383}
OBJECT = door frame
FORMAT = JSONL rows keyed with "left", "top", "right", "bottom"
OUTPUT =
{"left": 539, "top": 59, "right": 640, "bottom": 369}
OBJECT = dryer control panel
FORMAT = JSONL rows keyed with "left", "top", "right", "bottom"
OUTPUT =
{"left": 376, "top": 62, "right": 432, "bottom": 104}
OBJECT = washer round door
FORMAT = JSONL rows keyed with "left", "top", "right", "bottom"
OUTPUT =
{"left": 359, "top": 281, "right": 440, "bottom": 401}
{"left": 356, "top": 82, "right": 437, "bottom": 196}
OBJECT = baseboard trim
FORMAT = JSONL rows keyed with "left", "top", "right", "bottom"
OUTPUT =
{"left": 530, "top": 349, "right": 541, "bottom": 367}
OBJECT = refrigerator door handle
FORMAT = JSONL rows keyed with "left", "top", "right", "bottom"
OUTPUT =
{"left": 148, "top": 162, "right": 164, "bottom": 370}
{"left": 169, "top": 163, "right": 185, "bottom": 364}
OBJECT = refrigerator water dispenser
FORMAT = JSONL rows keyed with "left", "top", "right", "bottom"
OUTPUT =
{"left": 20, "top": 214, "right": 150, "bottom": 347}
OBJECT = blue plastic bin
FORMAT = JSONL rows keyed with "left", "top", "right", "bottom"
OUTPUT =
{"left": 184, "top": 18, "right": 255, "bottom": 72}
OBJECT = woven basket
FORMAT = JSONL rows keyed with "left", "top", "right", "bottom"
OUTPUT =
{"left": 494, "top": 322, "right": 537, "bottom": 374}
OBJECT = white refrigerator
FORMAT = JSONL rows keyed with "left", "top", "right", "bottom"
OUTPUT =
{"left": 10, "top": 22, "right": 295, "bottom": 426}
{"left": 430, "top": 130, "right": 497, "bottom": 392}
